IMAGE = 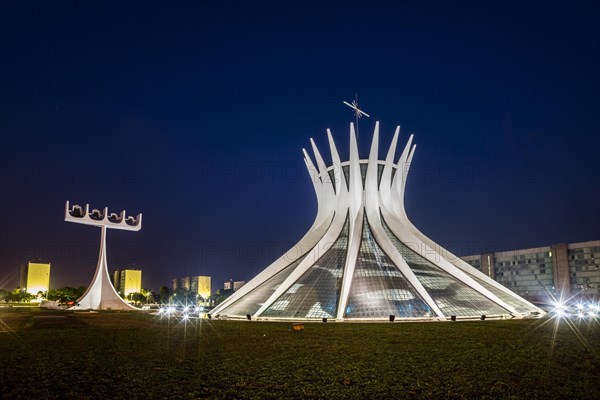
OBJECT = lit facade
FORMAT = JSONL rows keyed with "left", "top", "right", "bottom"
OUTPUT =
{"left": 212, "top": 123, "right": 544, "bottom": 321}
{"left": 191, "top": 276, "right": 211, "bottom": 299}
{"left": 172, "top": 277, "right": 190, "bottom": 291}
{"left": 20, "top": 262, "right": 50, "bottom": 295}
{"left": 173, "top": 275, "right": 212, "bottom": 299}
{"left": 224, "top": 280, "right": 246, "bottom": 291}
{"left": 462, "top": 240, "right": 600, "bottom": 297}
{"left": 113, "top": 269, "right": 142, "bottom": 296}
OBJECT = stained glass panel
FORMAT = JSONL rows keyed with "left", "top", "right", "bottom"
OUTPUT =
{"left": 381, "top": 217, "right": 510, "bottom": 317}
{"left": 345, "top": 216, "right": 432, "bottom": 318}
{"left": 220, "top": 256, "right": 306, "bottom": 317}
{"left": 262, "top": 216, "right": 349, "bottom": 319}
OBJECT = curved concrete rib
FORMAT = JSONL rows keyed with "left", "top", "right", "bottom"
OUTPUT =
{"left": 380, "top": 126, "right": 399, "bottom": 208}
{"left": 72, "top": 226, "right": 137, "bottom": 310}
{"left": 211, "top": 153, "right": 335, "bottom": 315}
{"left": 327, "top": 128, "right": 346, "bottom": 195}
{"left": 362, "top": 125, "right": 444, "bottom": 318}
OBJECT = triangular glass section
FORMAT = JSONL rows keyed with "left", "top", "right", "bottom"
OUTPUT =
{"left": 327, "top": 169, "right": 337, "bottom": 194}
{"left": 219, "top": 255, "right": 306, "bottom": 317}
{"left": 360, "top": 163, "right": 368, "bottom": 187}
{"left": 345, "top": 215, "right": 432, "bottom": 319}
{"left": 262, "top": 215, "right": 349, "bottom": 319}
{"left": 459, "top": 270, "right": 537, "bottom": 314}
{"left": 342, "top": 165, "right": 350, "bottom": 191}
{"left": 391, "top": 165, "right": 397, "bottom": 183}
{"left": 377, "top": 163, "right": 384, "bottom": 189}
{"left": 381, "top": 216, "right": 510, "bottom": 317}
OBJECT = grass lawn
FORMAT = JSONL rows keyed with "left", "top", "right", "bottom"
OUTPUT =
{"left": 1, "top": 308, "right": 598, "bottom": 399}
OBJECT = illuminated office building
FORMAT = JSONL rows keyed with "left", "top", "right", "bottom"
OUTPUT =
{"left": 173, "top": 275, "right": 212, "bottom": 299}
{"left": 172, "top": 277, "right": 190, "bottom": 291}
{"left": 20, "top": 262, "right": 50, "bottom": 295}
{"left": 191, "top": 276, "right": 211, "bottom": 299}
{"left": 224, "top": 280, "right": 246, "bottom": 292}
{"left": 462, "top": 240, "right": 600, "bottom": 297}
{"left": 113, "top": 269, "right": 142, "bottom": 296}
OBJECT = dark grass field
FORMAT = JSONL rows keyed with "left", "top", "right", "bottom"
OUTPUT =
{"left": 1, "top": 308, "right": 599, "bottom": 399}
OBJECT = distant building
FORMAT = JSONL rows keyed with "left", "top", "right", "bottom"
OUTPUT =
{"left": 462, "top": 240, "right": 600, "bottom": 297}
{"left": 190, "top": 276, "right": 211, "bottom": 300}
{"left": 172, "top": 275, "right": 211, "bottom": 299}
{"left": 113, "top": 269, "right": 142, "bottom": 296}
{"left": 224, "top": 280, "right": 246, "bottom": 291}
{"left": 20, "top": 262, "right": 50, "bottom": 295}
{"left": 172, "top": 277, "right": 191, "bottom": 291}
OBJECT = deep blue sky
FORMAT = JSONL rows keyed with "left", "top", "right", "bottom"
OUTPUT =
{"left": 1, "top": 0, "right": 598, "bottom": 292}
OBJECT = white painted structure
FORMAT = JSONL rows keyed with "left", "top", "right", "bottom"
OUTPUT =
{"left": 212, "top": 123, "right": 544, "bottom": 321}
{"left": 64, "top": 201, "right": 142, "bottom": 310}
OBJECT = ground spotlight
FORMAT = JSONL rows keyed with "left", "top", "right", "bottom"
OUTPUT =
{"left": 322, "top": 318, "right": 327, "bottom": 323}
{"left": 450, "top": 315, "right": 456, "bottom": 321}
{"left": 389, "top": 315, "right": 395, "bottom": 322}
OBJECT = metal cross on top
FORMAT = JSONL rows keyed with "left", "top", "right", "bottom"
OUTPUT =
{"left": 343, "top": 95, "right": 370, "bottom": 138}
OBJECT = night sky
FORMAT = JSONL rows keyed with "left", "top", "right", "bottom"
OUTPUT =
{"left": 1, "top": 1, "right": 598, "bottom": 293}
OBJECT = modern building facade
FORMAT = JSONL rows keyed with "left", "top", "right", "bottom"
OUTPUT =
{"left": 462, "top": 240, "right": 600, "bottom": 297}
{"left": 113, "top": 269, "right": 142, "bottom": 296}
{"left": 191, "top": 276, "right": 211, "bottom": 300}
{"left": 20, "top": 262, "right": 50, "bottom": 295}
{"left": 212, "top": 123, "right": 544, "bottom": 321}
{"left": 172, "top": 277, "right": 191, "bottom": 291}
{"left": 224, "top": 280, "right": 246, "bottom": 292}
{"left": 173, "top": 275, "right": 211, "bottom": 299}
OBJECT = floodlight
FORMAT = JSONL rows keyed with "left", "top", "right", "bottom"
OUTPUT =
{"left": 555, "top": 309, "right": 564, "bottom": 317}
